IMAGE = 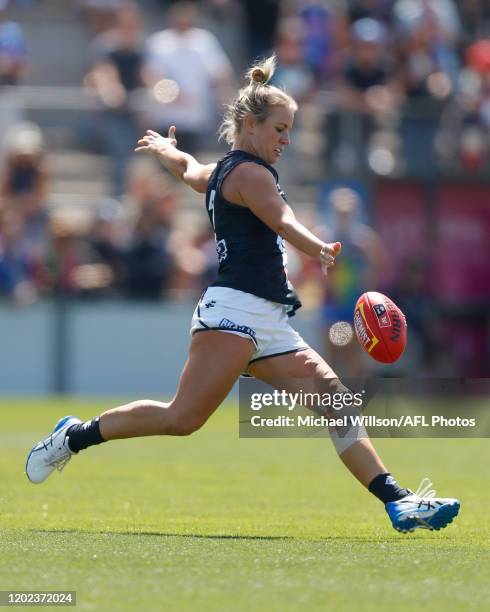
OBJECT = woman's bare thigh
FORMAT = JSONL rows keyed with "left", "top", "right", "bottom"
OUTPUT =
{"left": 247, "top": 347, "right": 349, "bottom": 408}
{"left": 170, "top": 330, "right": 256, "bottom": 426}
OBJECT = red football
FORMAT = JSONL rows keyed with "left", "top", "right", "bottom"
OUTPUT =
{"left": 353, "top": 292, "right": 407, "bottom": 363}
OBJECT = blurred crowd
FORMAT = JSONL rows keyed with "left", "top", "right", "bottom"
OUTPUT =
{"left": 0, "top": 121, "right": 218, "bottom": 305}
{"left": 72, "top": 0, "right": 490, "bottom": 185}
{"left": 3, "top": 0, "right": 490, "bottom": 182}
{"left": 0, "top": 0, "right": 489, "bottom": 376}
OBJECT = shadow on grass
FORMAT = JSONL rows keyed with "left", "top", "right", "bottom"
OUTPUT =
{"left": 30, "top": 528, "right": 407, "bottom": 543}
{"left": 32, "top": 529, "right": 293, "bottom": 541}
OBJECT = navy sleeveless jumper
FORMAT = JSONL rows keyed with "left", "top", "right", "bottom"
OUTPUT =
{"left": 205, "top": 150, "right": 301, "bottom": 315}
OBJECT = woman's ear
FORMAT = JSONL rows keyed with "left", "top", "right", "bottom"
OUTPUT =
{"left": 243, "top": 113, "right": 256, "bottom": 136}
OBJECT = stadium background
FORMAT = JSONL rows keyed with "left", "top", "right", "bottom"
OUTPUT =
{"left": 0, "top": 0, "right": 489, "bottom": 395}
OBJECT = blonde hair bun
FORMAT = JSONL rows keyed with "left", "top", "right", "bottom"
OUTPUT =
{"left": 251, "top": 67, "right": 266, "bottom": 84}
{"left": 246, "top": 55, "right": 276, "bottom": 87}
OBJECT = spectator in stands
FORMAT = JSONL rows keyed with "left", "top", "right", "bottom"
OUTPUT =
{"left": 346, "top": 0, "right": 395, "bottom": 26}
{"left": 0, "top": 0, "right": 28, "bottom": 85}
{"left": 457, "top": 0, "right": 490, "bottom": 44}
{"left": 0, "top": 121, "right": 50, "bottom": 267}
{"left": 43, "top": 216, "right": 85, "bottom": 297}
{"left": 141, "top": 0, "right": 234, "bottom": 154}
{"left": 123, "top": 172, "right": 178, "bottom": 299}
{"left": 436, "top": 41, "right": 490, "bottom": 173}
{"left": 0, "top": 123, "right": 115, "bottom": 300}
{"left": 271, "top": 17, "right": 316, "bottom": 103}
{"left": 328, "top": 17, "right": 399, "bottom": 172}
{"left": 318, "top": 187, "right": 386, "bottom": 376}
{"left": 0, "top": 205, "right": 37, "bottom": 305}
{"left": 84, "top": 1, "right": 145, "bottom": 196}
{"left": 390, "top": 257, "right": 438, "bottom": 374}
{"left": 393, "top": 2, "right": 461, "bottom": 175}
{"left": 241, "top": 0, "right": 281, "bottom": 61}
{"left": 124, "top": 156, "right": 205, "bottom": 296}
{"left": 340, "top": 18, "right": 394, "bottom": 113}
{"left": 297, "top": 0, "right": 337, "bottom": 83}
{"left": 78, "top": 197, "right": 127, "bottom": 296}
{"left": 394, "top": 8, "right": 461, "bottom": 100}
{"left": 77, "top": 0, "right": 125, "bottom": 36}
{"left": 43, "top": 208, "right": 126, "bottom": 299}
{"left": 393, "top": 0, "right": 461, "bottom": 45}
{"left": 124, "top": 155, "right": 158, "bottom": 210}
{"left": 158, "top": 219, "right": 215, "bottom": 298}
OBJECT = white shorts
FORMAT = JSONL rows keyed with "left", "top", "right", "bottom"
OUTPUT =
{"left": 190, "top": 287, "right": 309, "bottom": 364}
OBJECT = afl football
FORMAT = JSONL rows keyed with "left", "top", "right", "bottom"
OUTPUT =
{"left": 353, "top": 292, "right": 407, "bottom": 363}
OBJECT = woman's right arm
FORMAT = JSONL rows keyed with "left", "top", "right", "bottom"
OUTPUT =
{"left": 135, "top": 127, "right": 216, "bottom": 194}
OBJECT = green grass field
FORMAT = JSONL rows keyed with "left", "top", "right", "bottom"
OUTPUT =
{"left": 1, "top": 399, "right": 489, "bottom": 611}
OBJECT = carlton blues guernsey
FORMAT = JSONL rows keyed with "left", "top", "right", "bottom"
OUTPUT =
{"left": 205, "top": 150, "right": 302, "bottom": 315}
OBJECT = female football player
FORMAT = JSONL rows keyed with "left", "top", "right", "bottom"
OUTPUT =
{"left": 26, "top": 56, "right": 459, "bottom": 533}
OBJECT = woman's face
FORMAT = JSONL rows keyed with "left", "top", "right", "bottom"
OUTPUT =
{"left": 249, "top": 105, "right": 294, "bottom": 165}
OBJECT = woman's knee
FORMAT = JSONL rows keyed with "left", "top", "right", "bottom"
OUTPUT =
{"left": 164, "top": 411, "right": 207, "bottom": 436}
{"left": 300, "top": 350, "right": 335, "bottom": 378}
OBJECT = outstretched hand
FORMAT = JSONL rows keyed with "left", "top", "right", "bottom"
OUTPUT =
{"left": 135, "top": 126, "right": 177, "bottom": 156}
